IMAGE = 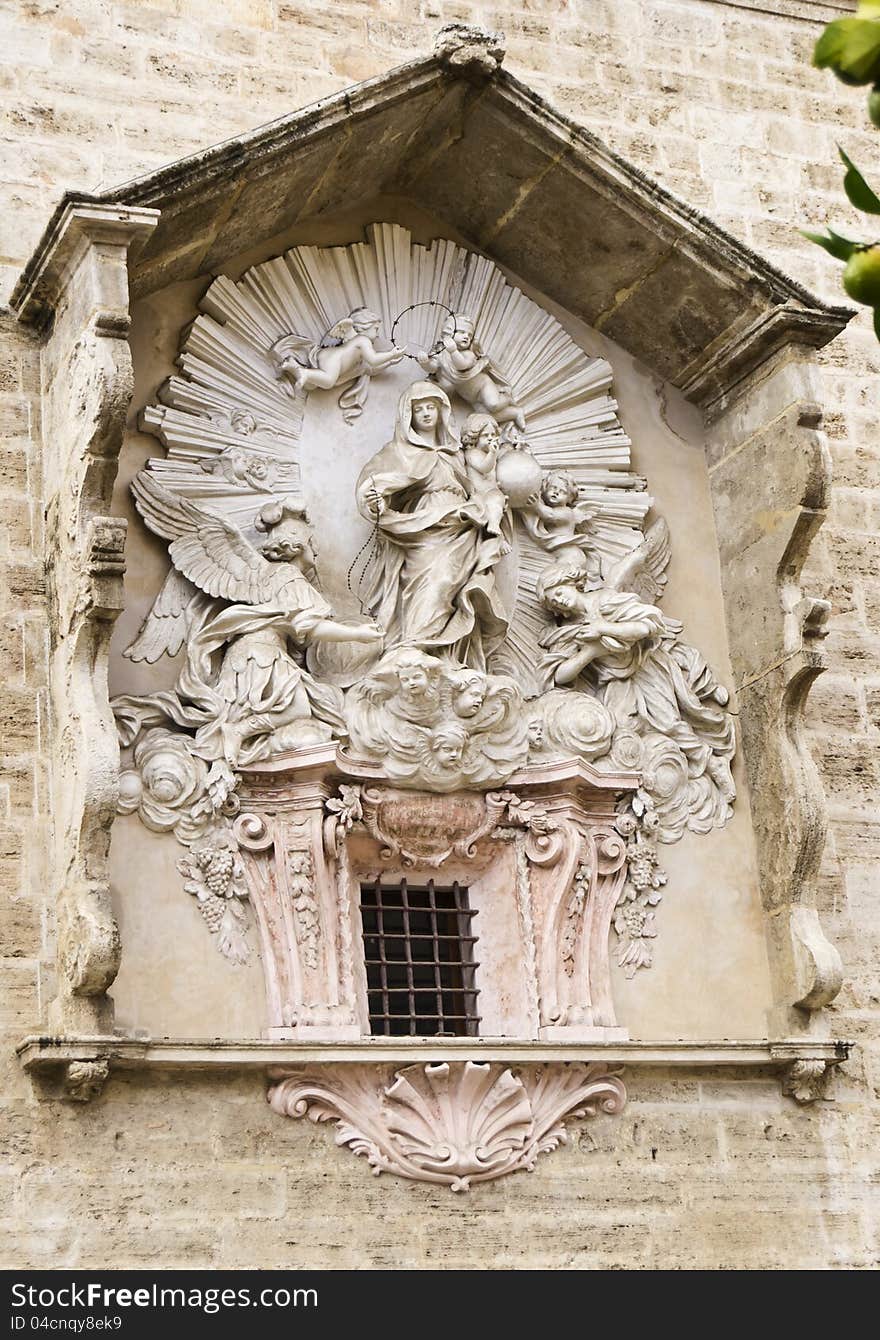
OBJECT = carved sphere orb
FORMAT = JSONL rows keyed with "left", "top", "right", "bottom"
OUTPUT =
{"left": 495, "top": 447, "right": 543, "bottom": 509}
{"left": 117, "top": 770, "right": 143, "bottom": 812}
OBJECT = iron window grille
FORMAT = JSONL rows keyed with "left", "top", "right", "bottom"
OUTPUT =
{"left": 359, "top": 879, "right": 481, "bottom": 1037}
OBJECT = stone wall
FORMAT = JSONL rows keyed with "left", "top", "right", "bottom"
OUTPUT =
{"left": 0, "top": 0, "right": 877, "bottom": 1269}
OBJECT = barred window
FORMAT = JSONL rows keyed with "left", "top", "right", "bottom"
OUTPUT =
{"left": 359, "top": 879, "right": 480, "bottom": 1037}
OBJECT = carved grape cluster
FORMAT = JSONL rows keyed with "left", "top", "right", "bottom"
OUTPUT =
{"left": 196, "top": 846, "right": 235, "bottom": 897}
{"left": 628, "top": 850, "right": 659, "bottom": 893}
{"left": 198, "top": 895, "right": 227, "bottom": 933}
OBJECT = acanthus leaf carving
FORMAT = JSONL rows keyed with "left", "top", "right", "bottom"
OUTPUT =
{"left": 268, "top": 1061, "right": 626, "bottom": 1190}
{"left": 287, "top": 849, "right": 319, "bottom": 971}
{"left": 782, "top": 1057, "right": 831, "bottom": 1105}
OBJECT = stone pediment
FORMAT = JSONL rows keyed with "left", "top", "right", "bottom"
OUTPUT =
{"left": 11, "top": 25, "right": 849, "bottom": 415}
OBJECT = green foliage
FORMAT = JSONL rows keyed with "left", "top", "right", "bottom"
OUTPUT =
{"left": 814, "top": 17, "right": 880, "bottom": 85}
{"left": 839, "top": 146, "right": 880, "bottom": 213}
{"left": 801, "top": 227, "right": 861, "bottom": 261}
{"left": 809, "top": 8, "right": 880, "bottom": 335}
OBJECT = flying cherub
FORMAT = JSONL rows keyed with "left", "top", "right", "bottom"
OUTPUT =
{"left": 270, "top": 307, "right": 406, "bottom": 424}
{"left": 520, "top": 469, "right": 600, "bottom": 562}
{"left": 115, "top": 473, "right": 383, "bottom": 766}
{"left": 416, "top": 314, "right": 526, "bottom": 430}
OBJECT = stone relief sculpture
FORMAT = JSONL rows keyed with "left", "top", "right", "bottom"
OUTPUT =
{"left": 115, "top": 476, "right": 382, "bottom": 768}
{"left": 520, "top": 468, "right": 601, "bottom": 565}
{"left": 537, "top": 520, "right": 735, "bottom": 843}
{"left": 114, "top": 222, "right": 737, "bottom": 990}
{"left": 416, "top": 312, "right": 526, "bottom": 430}
{"left": 345, "top": 647, "right": 529, "bottom": 792}
{"left": 354, "top": 382, "right": 510, "bottom": 669}
{"left": 271, "top": 307, "right": 405, "bottom": 424}
{"left": 268, "top": 1060, "right": 625, "bottom": 1192}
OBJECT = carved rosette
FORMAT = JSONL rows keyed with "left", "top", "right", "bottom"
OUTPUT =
{"left": 268, "top": 1061, "right": 626, "bottom": 1190}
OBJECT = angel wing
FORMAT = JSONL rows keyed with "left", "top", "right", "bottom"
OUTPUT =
{"left": 123, "top": 567, "right": 217, "bottom": 664}
{"left": 131, "top": 470, "right": 276, "bottom": 606}
{"left": 324, "top": 317, "right": 357, "bottom": 345}
{"left": 603, "top": 517, "right": 671, "bottom": 604}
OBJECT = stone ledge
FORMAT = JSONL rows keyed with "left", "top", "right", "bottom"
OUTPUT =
{"left": 16, "top": 1034, "right": 853, "bottom": 1071}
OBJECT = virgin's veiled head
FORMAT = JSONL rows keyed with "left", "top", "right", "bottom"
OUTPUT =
{"left": 395, "top": 380, "right": 459, "bottom": 450}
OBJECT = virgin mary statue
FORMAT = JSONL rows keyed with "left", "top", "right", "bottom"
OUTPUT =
{"left": 355, "top": 381, "right": 509, "bottom": 670}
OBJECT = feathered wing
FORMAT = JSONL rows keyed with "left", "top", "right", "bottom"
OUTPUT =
{"left": 123, "top": 568, "right": 217, "bottom": 664}
{"left": 324, "top": 317, "right": 356, "bottom": 344}
{"left": 130, "top": 471, "right": 276, "bottom": 605}
{"left": 603, "top": 517, "right": 671, "bottom": 604}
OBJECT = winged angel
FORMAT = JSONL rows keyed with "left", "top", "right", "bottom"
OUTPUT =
{"left": 113, "top": 474, "right": 383, "bottom": 768}
{"left": 271, "top": 307, "right": 405, "bottom": 424}
{"left": 535, "top": 520, "right": 736, "bottom": 842}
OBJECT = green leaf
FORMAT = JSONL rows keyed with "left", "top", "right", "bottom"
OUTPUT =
{"left": 801, "top": 228, "right": 861, "bottom": 261}
{"left": 814, "top": 18, "right": 880, "bottom": 83}
{"left": 874, "top": 305, "right": 880, "bottom": 342}
{"left": 857, "top": 1, "right": 880, "bottom": 18}
{"left": 839, "top": 147, "right": 880, "bottom": 216}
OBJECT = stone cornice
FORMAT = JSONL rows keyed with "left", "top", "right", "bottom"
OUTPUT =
{"left": 16, "top": 1034, "right": 852, "bottom": 1069}
{"left": 10, "top": 40, "right": 852, "bottom": 411}
{"left": 10, "top": 201, "right": 159, "bottom": 330}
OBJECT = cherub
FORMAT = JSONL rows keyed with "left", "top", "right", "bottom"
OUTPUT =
{"left": 428, "top": 723, "right": 469, "bottom": 771}
{"left": 271, "top": 308, "right": 406, "bottom": 424}
{"left": 354, "top": 646, "right": 445, "bottom": 728}
{"left": 460, "top": 413, "right": 508, "bottom": 541}
{"left": 200, "top": 447, "right": 276, "bottom": 491}
{"left": 416, "top": 314, "right": 526, "bottom": 430}
{"left": 449, "top": 667, "right": 489, "bottom": 720}
{"left": 521, "top": 469, "right": 600, "bottom": 562}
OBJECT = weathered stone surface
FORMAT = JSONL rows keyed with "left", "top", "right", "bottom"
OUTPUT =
{"left": 0, "top": 0, "right": 877, "bottom": 1273}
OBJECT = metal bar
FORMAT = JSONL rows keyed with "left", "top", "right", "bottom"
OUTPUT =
{"left": 374, "top": 877, "right": 389, "bottom": 1036}
{"left": 400, "top": 878, "right": 415, "bottom": 1036}
{"left": 427, "top": 879, "right": 443, "bottom": 1028}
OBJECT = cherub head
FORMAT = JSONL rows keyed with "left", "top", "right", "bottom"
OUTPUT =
{"left": 541, "top": 470, "right": 580, "bottom": 508}
{"left": 429, "top": 723, "right": 469, "bottom": 769}
{"left": 449, "top": 669, "right": 488, "bottom": 719}
{"left": 460, "top": 413, "right": 501, "bottom": 453}
{"left": 441, "top": 313, "right": 476, "bottom": 352}
{"left": 392, "top": 648, "right": 441, "bottom": 704}
{"left": 348, "top": 307, "right": 382, "bottom": 339}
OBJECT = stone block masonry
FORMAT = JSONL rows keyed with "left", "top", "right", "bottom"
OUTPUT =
{"left": 0, "top": 0, "right": 878, "bottom": 1268}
